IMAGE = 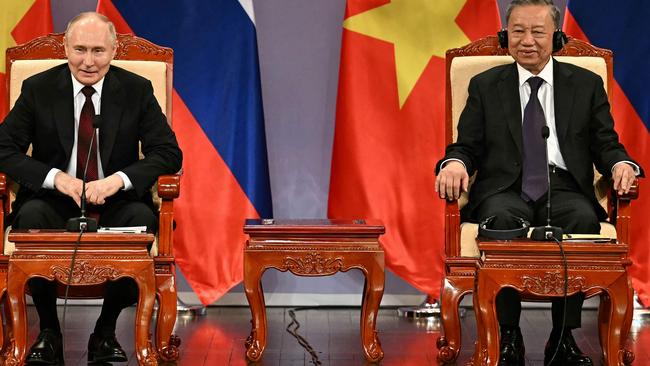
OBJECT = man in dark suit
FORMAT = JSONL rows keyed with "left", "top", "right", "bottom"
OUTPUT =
{"left": 435, "top": 1, "right": 640, "bottom": 365}
{"left": 0, "top": 12, "right": 182, "bottom": 365}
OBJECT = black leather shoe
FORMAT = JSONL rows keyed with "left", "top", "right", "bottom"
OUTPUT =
{"left": 498, "top": 326, "right": 525, "bottom": 366}
{"left": 87, "top": 332, "right": 128, "bottom": 363}
{"left": 25, "top": 328, "right": 64, "bottom": 365}
{"left": 544, "top": 329, "right": 593, "bottom": 366}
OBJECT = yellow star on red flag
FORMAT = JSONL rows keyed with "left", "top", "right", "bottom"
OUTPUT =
{"left": 0, "top": 1, "right": 36, "bottom": 72}
{"left": 344, "top": 0, "right": 470, "bottom": 108}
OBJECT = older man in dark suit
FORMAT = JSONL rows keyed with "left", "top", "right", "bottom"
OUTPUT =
{"left": 0, "top": 12, "right": 182, "bottom": 365}
{"left": 435, "top": 1, "right": 640, "bottom": 365}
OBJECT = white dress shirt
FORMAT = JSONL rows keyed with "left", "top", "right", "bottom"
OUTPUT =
{"left": 42, "top": 75, "right": 133, "bottom": 190}
{"left": 443, "top": 58, "right": 638, "bottom": 175}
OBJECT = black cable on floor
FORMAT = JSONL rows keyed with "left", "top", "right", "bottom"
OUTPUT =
{"left": 286, "top": 307, "right": 322, "bottom": 365}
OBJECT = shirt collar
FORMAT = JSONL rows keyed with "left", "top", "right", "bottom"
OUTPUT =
{"left": 71, "top": 74, "right": 105, "bottom": 98}
{"left": 517, "top": 57, "right": 554, "bottom": 88}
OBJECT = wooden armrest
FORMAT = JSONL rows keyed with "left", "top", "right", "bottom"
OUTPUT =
{"left": 444, "top": 198, "right": 462, "bottom": 257}
{"left": 157, "top": 174, "right": 180, "bottom": 200}
{"left": 0, "top": 173, "right": 6, "bottom": 198}
{"left": 611, "top": 178, "right": 639, "bottom": 201}
{"left": 610, "top": 178, "right": 639, "bottom": 246}
{"left": 156, "top": 173, "right": 180, "bottom": 257}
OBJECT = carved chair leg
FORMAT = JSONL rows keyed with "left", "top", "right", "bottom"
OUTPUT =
{"left": 359, "top": 254, "right": 385, "bottom": 363}
{"left": 155, "top": 269, "right": 180, "bottom": 361}
{"left": 243, "top": 254, "right": 267, "bottom": 362}
{"left": 437, "top": 276, "right": 472, "bottom": 363}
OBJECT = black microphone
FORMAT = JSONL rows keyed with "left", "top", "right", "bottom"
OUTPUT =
{"left": 531, "top": 125, "right": 563, "bottom": 241}
{"left": 66, "top": 115, "right": 101, "bottom": 232}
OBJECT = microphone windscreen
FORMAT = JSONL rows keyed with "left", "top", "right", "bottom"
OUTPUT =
{"left": 93, "top": 115, "right": 102, "bottom": 129}
{"left": 541, "top": 125, "right": 550, "bottom": 139}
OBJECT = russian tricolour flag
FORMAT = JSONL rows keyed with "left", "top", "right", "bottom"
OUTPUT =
{"left": 98, "top": 0, "right": 273, "bottom": 305}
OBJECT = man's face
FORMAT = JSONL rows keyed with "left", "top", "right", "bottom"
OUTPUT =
{"left": 64, "top": 18, "right": 116, "bottom": 86}
{"left": 507, "top": 5, "right": 555, "bottom": 74}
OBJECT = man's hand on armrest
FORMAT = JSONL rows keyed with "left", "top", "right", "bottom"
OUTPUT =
{"left": 53, "top": 171, "right": 84, "bottom": 207}
{"left": 435, "top": 161, "right": 469, "bottom": 200}
{"left": 612, "top": 162, "right": 637, "bottom": 196}
{"left": 85, "top": 174, "right": 124, "bottom": 205}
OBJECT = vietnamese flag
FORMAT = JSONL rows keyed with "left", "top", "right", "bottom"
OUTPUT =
{"left": 0, "top": 0, "right": 53, "bottom": 119}
{"left": 564, "top": 1, "right": 650, "bottom": 306}
{"left": 328, "top": 0, "right": 500, "bottom": 296}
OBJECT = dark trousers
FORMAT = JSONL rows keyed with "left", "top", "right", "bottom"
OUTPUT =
{"left": 475, "top": 167, "right": 600, "bottom": 329}
{"left": 11, "top": 193, "right": 157, "bottom": 334}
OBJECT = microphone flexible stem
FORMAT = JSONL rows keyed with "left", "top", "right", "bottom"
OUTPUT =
{"left": 80, "top": 127, "right": 98, "bottom": 218}
{"left": 542, "top": 126, "right": 552, "bottom": 227}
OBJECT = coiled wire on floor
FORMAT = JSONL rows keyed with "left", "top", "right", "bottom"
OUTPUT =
{"left": 286, "top": 307, "right": 322, "bottom": 365}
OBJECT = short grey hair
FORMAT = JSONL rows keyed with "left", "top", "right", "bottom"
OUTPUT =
{"left": 506, "top": 0, "right": 561, "bottom": 29}
{"left": 64, "top": 12, "right": 117, "bottom": 44}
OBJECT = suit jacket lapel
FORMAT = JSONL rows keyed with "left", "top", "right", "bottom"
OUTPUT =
{"left": 498, "top": 63, "right": 523, "bottom": 156}
{"left": 99, "top": 67, "right": 124, "bottom": 169}
{"left": 53, "top": 67, "right": 75, "bottom": 162}
{"left": 553, "top": 59, "right": 574, "bottom": 147}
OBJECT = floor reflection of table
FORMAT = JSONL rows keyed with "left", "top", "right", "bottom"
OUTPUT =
{"left": 472, "top": 238, "right": 635, "bottom": 366}
{"left": 243, "top": 219, "right": 385, "bottom": 363}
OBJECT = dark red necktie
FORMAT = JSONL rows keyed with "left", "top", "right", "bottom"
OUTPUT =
{"left": 77, "top": 86, "right": 98, "bottom": 182}
{"left": 521, "top": 77, "right": 548, "bottom": 202}
{"left": 77, "top": 86, "right": 100, "bottom": 219}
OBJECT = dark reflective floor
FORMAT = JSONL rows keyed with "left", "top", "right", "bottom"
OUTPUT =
{"left": 7, "top": 305, "right": 650, "bottom": 365}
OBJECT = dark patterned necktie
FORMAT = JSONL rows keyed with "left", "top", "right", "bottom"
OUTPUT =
{"left": 77, "top": 86, "right": 100, "bottom": 219}
{"left": 77, "top": 86, "right": 98, "bottom": 182}
{"left": 521, "top": 76, "right": 547, "bottom": 202}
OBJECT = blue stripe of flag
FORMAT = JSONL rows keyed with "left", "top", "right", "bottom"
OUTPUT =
{"left": 566, "top": 0, "right": 649, "bottom": 130}
{"left": 112, "top": 0, "right": 273, "bottom": 217}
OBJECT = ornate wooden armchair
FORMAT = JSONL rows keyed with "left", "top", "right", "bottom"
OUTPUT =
{"left": 436, "top": 36, "right": 639, "bottom": 364}
{"left": 0, "top": 33, "right": 181, "bottom": 363}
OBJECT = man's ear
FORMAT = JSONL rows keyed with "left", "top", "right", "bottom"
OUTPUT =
{"left": 63, "top": 37, "right": 69, "bottom": 57}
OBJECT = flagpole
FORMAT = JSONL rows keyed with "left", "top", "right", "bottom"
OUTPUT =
{"left": 397, "top": 294, "right": 465, "bottom": 320}
{"left": 177, "top": 298, "right": 207, "bottom": 317}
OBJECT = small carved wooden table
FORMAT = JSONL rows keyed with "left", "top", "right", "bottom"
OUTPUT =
{"left": 5, "top": 230, "right": 158, "bottom": 366}
{"left": 472, "top": 239, "right": 634, "bottom": 366}
{"left": 243, "top": 219, "right": 385, "bottom": 362}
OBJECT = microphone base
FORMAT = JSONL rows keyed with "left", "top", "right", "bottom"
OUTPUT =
{"left": 531, "top": 226, "right": 563, "bottom": 241}
{"left": 66, "top": 217, "right": 98, "bottom": 232}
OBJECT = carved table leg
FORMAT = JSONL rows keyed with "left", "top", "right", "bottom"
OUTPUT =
{"left": 134, "top": 270, "right": 158, "bottom": 366}
{"left": 360, "top": 253, "right": 385, "bottom": 362}
{"left": 5, "top": 267, "right": 29, "bottom": 366}
{"left": 438, "top": 276, "right": 472, "bottom": 363}
{"left": 600, "top": 273, "right": 634, "bottom": 366}
{"left": 474, "top": 271, "right": 501, "bottom": 366}
{"left": 155, "top": 265, "right": 179, "bottom": 361}
{"left": 243, "top": 253, "right": 267, "bottom": 362}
